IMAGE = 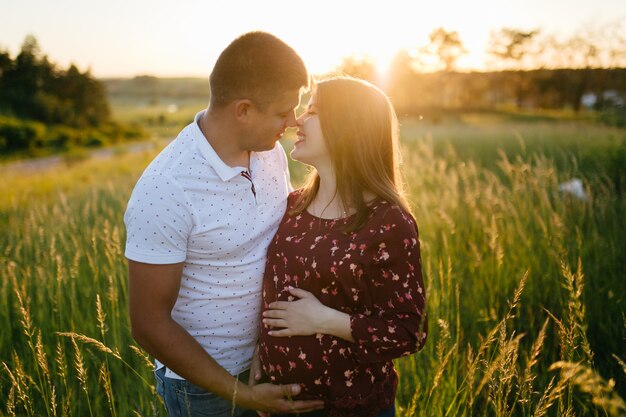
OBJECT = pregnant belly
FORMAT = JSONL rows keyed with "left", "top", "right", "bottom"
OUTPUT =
{"left": 258, "top": 332, "right": 356, "bottom": 400}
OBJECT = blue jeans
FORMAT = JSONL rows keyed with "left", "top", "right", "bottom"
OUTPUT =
{"left": 155, "top": 366, "right": 256, "bottom": 417}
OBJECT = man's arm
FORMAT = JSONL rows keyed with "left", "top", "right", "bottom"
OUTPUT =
{"left": 128, "top": 260, "right": 324, "bottom": 413}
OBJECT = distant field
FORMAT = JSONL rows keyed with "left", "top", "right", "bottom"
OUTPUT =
{"left": 1, "top": 113, "right": 625, "bottom": 416}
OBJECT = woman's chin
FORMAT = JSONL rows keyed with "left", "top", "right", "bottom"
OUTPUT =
{"left": 290, "top": 150, "right": 304, "bottom": 163}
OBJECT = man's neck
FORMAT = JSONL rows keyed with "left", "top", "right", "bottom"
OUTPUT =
{"left": 199, "top": 110, "right": 250, "bottom": 168}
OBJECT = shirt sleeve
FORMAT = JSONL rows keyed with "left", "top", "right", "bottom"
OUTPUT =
{"left": 350, "top": 206, "right": 428, "bottom": 363}
{"left": 124, "top": 174, "right": 194, "bottom": 264}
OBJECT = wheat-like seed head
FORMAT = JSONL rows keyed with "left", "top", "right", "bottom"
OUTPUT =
{"left": 96, "top": 294, "right": 107, "bottom": 340}
{"left": 14, "top": 288, "right": 33, "bottom": 338}
{"left": 57, "top": 332, "right": 121, "bottom": 359}
{"left": 428, "top": 342, "right": 458, "bottom": 400}
{"left": 99, "top": 362, "right": 115, "bottom": 413}
{"left": 129, "top": 345, "right": 155, "bottom": 370}
{"left": 550, "top": 361, "right": 626, "bottom": 416}
{"left": 6, "top": 385, "right": 16, "bottom": 417}
{"left": 71, "top": 337, "right": 89, "bottom": 394}
{"left": 50, "top": 384, "right": 58, "bottom": 417}
{"left": 35, "top": 330, "right": 51, "bottom": 383}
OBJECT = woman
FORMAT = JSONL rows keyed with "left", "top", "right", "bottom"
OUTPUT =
{"left": 256, "top": 76, "right": 427, "bottom": 417}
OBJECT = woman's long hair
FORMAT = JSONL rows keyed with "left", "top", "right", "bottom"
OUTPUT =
{"left": 291, "top": 76, "right": 411, "bottom": 232}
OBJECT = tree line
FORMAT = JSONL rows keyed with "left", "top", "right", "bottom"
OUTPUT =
{"left": 338, "top": 26, "right": 626, "bottom": 124}
{"left": 0, "top": 35, "right": 143, "bottom": 155}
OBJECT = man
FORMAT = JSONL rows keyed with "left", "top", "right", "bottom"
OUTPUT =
{"left": 124, "top": 32, "right": 323, "bottom": 417}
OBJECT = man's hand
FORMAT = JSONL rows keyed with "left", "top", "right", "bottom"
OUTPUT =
{"left": 242, "top": 382, "right": 324, "bottom": 414}
{"left": 248, "top": 345, "right": 263, "bottom": 386}
{"left": 129, "top": 262, "right": 323, "bottom": 414}
{"left": 248, "top": 346, "right": 270, "bottom": 417}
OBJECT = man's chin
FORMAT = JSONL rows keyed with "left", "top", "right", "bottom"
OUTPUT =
{"left": 252, "top": 142, "right": 278, "bottom": 152}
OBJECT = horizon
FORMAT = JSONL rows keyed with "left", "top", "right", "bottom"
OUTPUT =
{"left": 2, "top": 0, "right": 626, "bottom": 78}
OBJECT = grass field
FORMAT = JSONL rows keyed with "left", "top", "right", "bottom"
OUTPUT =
{"left": 1, "top": 112, "right": 625, "bottom": 416}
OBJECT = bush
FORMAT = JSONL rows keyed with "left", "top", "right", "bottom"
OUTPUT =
{"left": 0, "top": 115, "right": 146, "bottom": 156}
{"left": 0, "top": 116, "right": 46, "bottom": 151}
{"left": 48, "top": 126, "right": 81, "bottom": 149}
{"left": 598, "top": 106, "right": 626, "bottom": 128}
{"left": 82, "top": 130, "right": 108, "bottom": 147}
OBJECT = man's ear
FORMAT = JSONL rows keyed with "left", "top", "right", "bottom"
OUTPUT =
{"left": 234, "top": 99, "right": 254, "bottom": 121}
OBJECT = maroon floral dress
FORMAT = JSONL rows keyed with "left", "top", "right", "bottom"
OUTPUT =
{"left": 258, "top": 192, "right": 427, "bottom": 417}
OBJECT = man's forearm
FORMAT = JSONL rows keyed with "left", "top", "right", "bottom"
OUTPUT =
{"left": 133, "top": 318, "right": 255, "bottom": 405}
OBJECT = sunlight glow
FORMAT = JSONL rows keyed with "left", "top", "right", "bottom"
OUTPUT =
{"left": 0, "top": 0, "right": 624, "bottom": 77}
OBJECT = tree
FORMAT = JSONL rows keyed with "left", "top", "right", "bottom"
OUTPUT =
{"left": 488, "top": 28, "right": 542, "bottom": 108}
{"left": 0, "top": 35, "right": 110, "bottom": 126}
{"left": 335, "top": 55, "right": 378, "bottom": 84}
{"left": 487, "top": 28, "right": 541, "bottom": 70}
{"left": 422, "top": 27, "right": 467, "bottom": 72}
{"left": 386, "top": 50, "right": 420, "bottom": 114}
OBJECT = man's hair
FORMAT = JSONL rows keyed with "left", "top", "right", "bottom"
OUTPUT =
{"left": 209, "top": 32, "right": 309, "bottom": 110}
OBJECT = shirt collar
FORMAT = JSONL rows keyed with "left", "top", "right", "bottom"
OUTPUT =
{"left": 190, "top": 110, "right": 251, "bottom": 182}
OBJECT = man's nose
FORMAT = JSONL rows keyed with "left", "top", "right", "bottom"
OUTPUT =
{"left": 285, "top": 112, "right": 298, "bottom": 128}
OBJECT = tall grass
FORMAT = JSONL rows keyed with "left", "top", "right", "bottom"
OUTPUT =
{"left": 393, "top": 136, "right": 625, "bottom": 416}
{"left": 1, "top": 121, "right": 624, "bottom": 416}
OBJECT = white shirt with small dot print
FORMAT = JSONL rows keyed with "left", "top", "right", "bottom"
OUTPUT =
{"left": 124, "top": 110, "right": 292, "bottom": 379}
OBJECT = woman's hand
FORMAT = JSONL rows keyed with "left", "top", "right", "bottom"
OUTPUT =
{"left": 263, "top": 287, "right": 354, "bottom": 342}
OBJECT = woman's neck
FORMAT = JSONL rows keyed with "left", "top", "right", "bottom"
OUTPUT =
{"left": 308, "top": 168, "right": 350, "bottom": 219}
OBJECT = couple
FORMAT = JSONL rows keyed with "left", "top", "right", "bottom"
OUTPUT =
{"left": 124, "top": 32, "right": 427, "bottom": 417}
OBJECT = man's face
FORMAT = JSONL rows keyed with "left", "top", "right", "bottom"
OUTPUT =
{"left": 243, "top": 89, "right": 301, "bottom": 152}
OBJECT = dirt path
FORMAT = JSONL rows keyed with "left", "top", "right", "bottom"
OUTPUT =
{"left": 0, "top": 140, "right": 164, "bottom": 173}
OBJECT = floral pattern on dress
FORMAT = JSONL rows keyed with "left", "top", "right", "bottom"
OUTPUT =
{"left": 258, "top": 191, "right": 427, "bottom": 417}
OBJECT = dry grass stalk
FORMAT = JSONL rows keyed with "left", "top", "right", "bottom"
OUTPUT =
{"left": 405, "top": 386, "right": 420, "bottom": 417}
{"left": 612, "top": 354, "right": 626, "bottom": 375}
{"left": 55, "top": 341, "right": 67, "bottom": 384}
{"left": 466, "top": 344, "right": 477, "bottom": 409}
{"left": 560, "top": 259, "right": 594, "bottom": 362}
{"left": 130, "top": 345, "right": 155, "bottom": 370}
{"left": 6, "top": 385, "right": 16, "bottom": 417}
{"left": 96, "top": 294, "right": 107, "bottom": 341}
{"left": 532, "top": 376, "right": 563, "bottom": 417}
{"left": 57, "top": 332, "right": 121, "bottom": 359}
{"left": 35, "top": 331, "right": 51, "bottom": 383}
{"left": 3, "top": 354, "right": 35, "bottom": 415}
{"left": 520, "top": 318, "right": 550, "bottom": 408}
{"left": 476, "top": 332, "right": 523, "bottom": 400}
{"left": 99, "top": 363, "right": 115, "bottom": 417}
{"left": 50, "top": 384, "right": 58, "bottom": 417}
{"left": 486, "top": 332, "right": 523, "bottom": 417}
{"left": 14, "top": 287, "right": 33, "bottom": 339}
{"left": 428, "top": 342, "right": 458, "bottom": 400}
{"left": 550, "top": 361, "right": 626, "bottom": 416}
{"left": 506, "top": 271, "right": 528, "bottom": 321}
{"left": 436, "top": 319, "right": 451, "bottom": 360}
{"left": 70, "top": 337, "right": 94, "bottom": 417}
{"left": 71, "top": 338, "right": 88, "bottom": 393}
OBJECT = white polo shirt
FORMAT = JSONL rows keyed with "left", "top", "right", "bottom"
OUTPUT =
{"left": 124, "top": 110, "right": 291, "bottom": 378}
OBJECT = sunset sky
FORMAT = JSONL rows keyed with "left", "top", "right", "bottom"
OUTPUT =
{"left": 1, "top": 0, "right": 625, "bottom": 78}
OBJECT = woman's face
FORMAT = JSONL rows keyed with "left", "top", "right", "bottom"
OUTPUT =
{"left": 291, "top": 93, "right": 330, "bottom": 168}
